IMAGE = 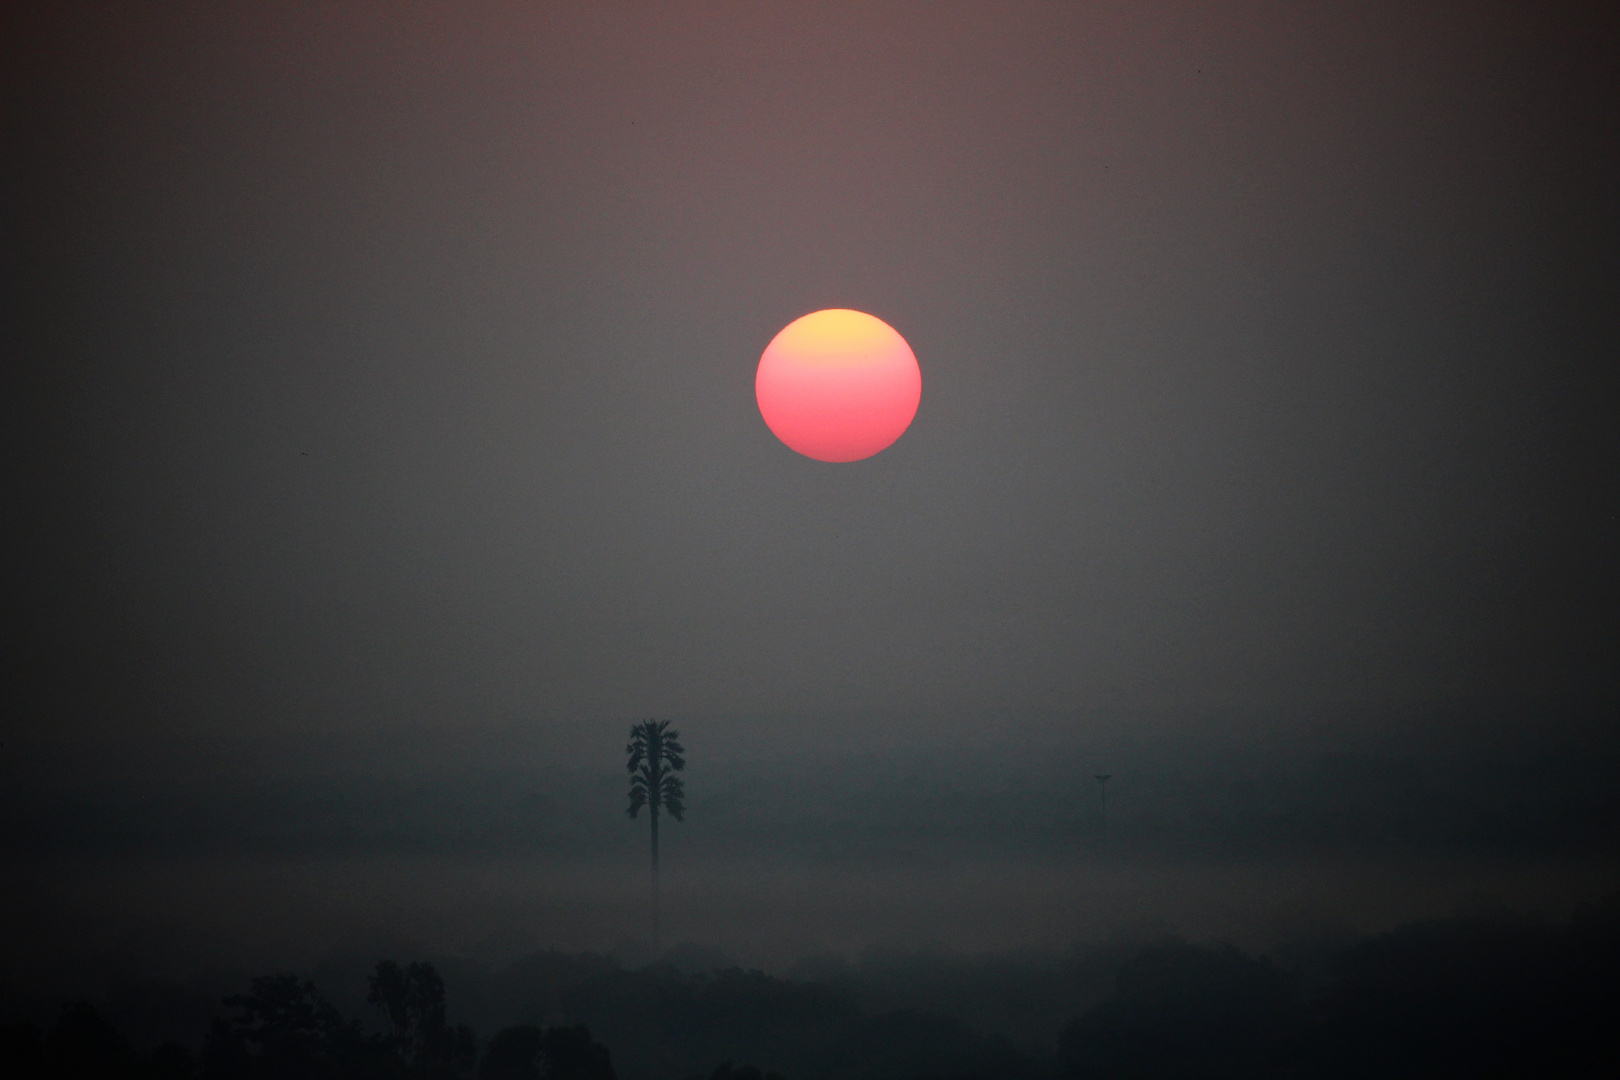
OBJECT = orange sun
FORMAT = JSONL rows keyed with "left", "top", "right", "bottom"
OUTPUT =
{"left": 755, "top": 309, "right": 922, "bottom": 463}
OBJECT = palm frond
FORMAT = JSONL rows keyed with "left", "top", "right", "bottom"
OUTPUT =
{"left": 660, "top": 775, "right": 685, "bottom": 821}
{"left": 625, "top": 718, "right": 688, "bottom": 819}
{"left": 627, "top": 773, "right": 649, "bottom": 818}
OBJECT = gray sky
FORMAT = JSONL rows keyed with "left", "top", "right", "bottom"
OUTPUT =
{"left": 6, "top": 1, "right": 1617, "bottom": 972}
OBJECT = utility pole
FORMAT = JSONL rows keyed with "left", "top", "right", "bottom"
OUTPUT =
{"left": 1095, "top": 774, "right": 1112, "bottom": 831}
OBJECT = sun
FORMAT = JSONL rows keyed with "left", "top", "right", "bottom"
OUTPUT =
{"left": 754, "top": 309, "right": 922, "bottom": 463}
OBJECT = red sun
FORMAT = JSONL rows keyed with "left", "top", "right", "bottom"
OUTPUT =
{"left": 755, "top": 309, "right": 922, "bottom": 463}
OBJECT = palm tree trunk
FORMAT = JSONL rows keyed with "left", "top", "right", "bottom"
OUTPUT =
{"left": 650, "top": 751, "right": 662, "bottom": 953}
{"left": 650, "top": 802, "right": 660, "bottom": 952}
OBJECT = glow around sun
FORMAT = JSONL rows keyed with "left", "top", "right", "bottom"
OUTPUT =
{"left": 754, "top": 309, "right": 922, "bottom": 463}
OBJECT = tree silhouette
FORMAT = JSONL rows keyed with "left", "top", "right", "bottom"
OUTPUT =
{"left": 480, "top": 1024, "right": 617, "bottom": 1080}
{"left": 368, "top": 960, "right": 476, "bottom": 1076}
{"left": 207, "top": 973, "right": 366, "bottom": 1078}
{"left": 625, "top": 719, "right": 686, "bottom": 949}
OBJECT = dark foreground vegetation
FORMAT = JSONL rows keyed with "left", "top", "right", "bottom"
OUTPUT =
{"left": 4, "top": 898, "right": 1618, "bottom": 1079}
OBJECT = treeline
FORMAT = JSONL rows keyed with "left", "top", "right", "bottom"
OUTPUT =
{"left": 5, "top": 897, "right": 1619, "bottom": 1079}
{"left": 0, "top": 959, "right": 617, "bottom": 1080}
{"left": 0, "top": 965, "right": 1021, "bottom": 1080}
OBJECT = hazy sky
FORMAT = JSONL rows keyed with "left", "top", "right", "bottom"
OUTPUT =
{"left": 6, "top": 2, "right": 1618, "bottom": 972}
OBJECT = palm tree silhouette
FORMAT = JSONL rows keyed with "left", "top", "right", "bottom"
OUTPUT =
{"left": 625, "top": 719, "right": 685, "bottom": 950}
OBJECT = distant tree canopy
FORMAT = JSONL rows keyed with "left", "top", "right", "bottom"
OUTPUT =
{"left": 206, "top": 972, "right": 384, "bottom": 1079}
{"left": 556, "top": 966, "right": 1031, "bottom": 1080}
{"left": 196, "top": 960, "right": 476, "bottom": 1079}
{"left": 4, "top": 900, "right": 1619, "bottom": 1080}
{"left": 1057, "top": 899, "right": 1620, "bottom": 1079}
{"left": 1316, "top": 899, "right": 1620, "bottom": 1078}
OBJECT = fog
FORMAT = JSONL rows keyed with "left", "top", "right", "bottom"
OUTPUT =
{"left": 9, "top": 718, "right": 1617, "bottom": 994}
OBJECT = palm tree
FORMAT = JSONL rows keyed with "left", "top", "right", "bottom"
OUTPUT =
{"left": 625, "top": 719, "right": 685, "bottom": 950}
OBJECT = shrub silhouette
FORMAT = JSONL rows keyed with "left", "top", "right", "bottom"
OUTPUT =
{"left": 537, "top": 1025, "right": 616, "bottom": 1080}
{"left": 681, "top": 1062, "right": 786, "bottom": 1080}
{"left": 204, "top": 961, "right": 474, "bottom": 1078}
{"left": 148, "top": 1040, "right": 201, "bottom": 1078}
{"left": 481, "top": 1025, "right": 544, "bottom": 1080}
{"left": 0, "top": 1021, "right": 46, "bottom": 1078}
{"left": 204, "top": 974, "right": 367, "bottom": 1078}
{"left": 1057, "top": 941, "right": 1303, "bottom": 1079}
{"left": 369, "top": 960, "right": 477, "bottom": 1076}
{"left": 50, "top": 1001, "right": 140, "bottom": 1078}
{"left": 480, "top": 1024, "right": 615, "bottom": 1080}
{"left": 3, "top": 1007, "right": 199, "bottom": 1079}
